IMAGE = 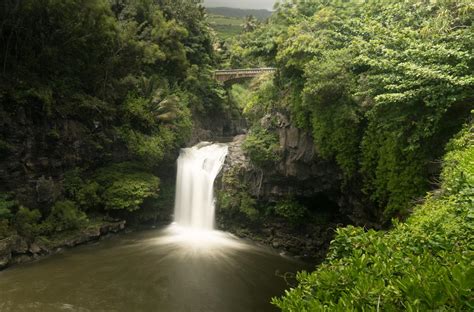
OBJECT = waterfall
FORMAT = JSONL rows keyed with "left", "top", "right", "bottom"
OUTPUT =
{"left": 174, "top": 142, "right": 228, "bottom": 230}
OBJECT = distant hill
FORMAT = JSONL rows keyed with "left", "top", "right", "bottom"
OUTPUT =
{"left": 206, "top": 7, "right": 272, "bottom": 20}
{"left": 203, "top": 0, "right": 275, "bottom": 11}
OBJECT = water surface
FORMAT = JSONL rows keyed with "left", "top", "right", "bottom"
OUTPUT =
{"left": 0, "top": 226, "right": 308, "bottom": 312}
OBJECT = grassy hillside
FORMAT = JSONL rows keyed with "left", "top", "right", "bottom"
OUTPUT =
{"left": 206, "top": 7, "right": 271, "bottom": 41}
{"left": 207, "top": 7, "right": 271, "bottom": 20}
{"left": 208, "top": 14, "right": 243, "bottom": 40}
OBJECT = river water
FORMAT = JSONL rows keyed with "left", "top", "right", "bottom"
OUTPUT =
{"left": 0, "top": 226, "right": 307, "bottom": 311}
{"left": 0, "top": 142, "right": 308, "bottom": 311}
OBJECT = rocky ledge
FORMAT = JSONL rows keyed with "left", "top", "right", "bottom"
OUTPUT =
{"left": 0, "top": 220, "right": 126, "bottom": 270}
{"left": 220, "top": 219, "right": 340, "bottom": 263}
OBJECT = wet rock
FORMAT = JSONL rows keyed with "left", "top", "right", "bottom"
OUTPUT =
{"left": 29, "top": 242, "right": 41, "bottom": 254}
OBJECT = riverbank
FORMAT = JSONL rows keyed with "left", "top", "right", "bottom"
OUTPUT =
{"left": 218, "top": 217, "right": 340, "bottom": 263}
{"left": 0, "top": 220, "right": 125, "bottom": 270}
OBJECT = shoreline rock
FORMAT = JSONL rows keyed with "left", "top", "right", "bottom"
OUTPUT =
{"left": 0, "top": 220, "right": 125, "bottom": 270}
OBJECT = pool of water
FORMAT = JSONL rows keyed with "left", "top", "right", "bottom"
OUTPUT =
{"left": 0, "top": 226, "right": 309, "bottom": 312}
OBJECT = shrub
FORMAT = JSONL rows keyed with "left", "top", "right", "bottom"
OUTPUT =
{"left": 274, "top": 199, "right": 308, "bottom": 225}
{"left": 217, "top": 166, "right": 260, "bottom": 222}
{"left": 239, "top": 193, "right": 259, "bottom": 221}
{"left": 0, "top": 193, "right": 15, "bottom": 220}
{"left": 243, "top": 126, "right": 281, "bottom": 167}
{"left": 63, "top": 168, "right": 83, "bottom": 198}
{"left": 102, "top": 178, "right": 159, "bottom": 212}
{"left": 14, "top": 207, "right": 42, "bottom": 238}
{"left": 44, "top": 200, "right": 88, "bottom": 233}
{"left": 76, "top": 181, "right": 101, "bottom": 211}
{"left": 95, "top": 162, "right": 160, "bottom": 212}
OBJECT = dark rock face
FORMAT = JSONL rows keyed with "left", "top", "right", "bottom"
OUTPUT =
{"left": 223, "top": 113, "right": 342, "bottom": 204}
{"left": 216, "top": 112, "right": 374, "bottom": 260}
{"left": 188, "top": 108, "right": 246, "bottom": 146}
{"left": 0, "top": 221, "right": 126, "bottom": 270}
{"left": 0, "top": 102, "right": 121, "bottom": 210}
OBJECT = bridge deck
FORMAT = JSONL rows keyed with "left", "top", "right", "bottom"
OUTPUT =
{"left": 214, "top": 67, "right": 276, "bottom": 83}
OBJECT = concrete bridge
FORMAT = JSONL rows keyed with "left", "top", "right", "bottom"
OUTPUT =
{"left": 214, "top": 68, "right": 276, "bottom": 83}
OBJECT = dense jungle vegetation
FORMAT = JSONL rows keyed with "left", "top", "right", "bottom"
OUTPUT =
{"left": 0, "top": 0, "right": 473, "bottom": 311}
{"left": 223, "top": 0, "right": 473, "bottom": 310}
{"left": 227, "top": 0, "right": 473, "bottom": 219}
{"left": 0, "top": 0, "right": 226, "bottom": 239}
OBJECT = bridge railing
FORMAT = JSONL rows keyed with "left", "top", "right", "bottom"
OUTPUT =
{"left": 213, "top": 68, "right": 277, "bottom": 83}
{"left": 214, "top": 68, "right": 276, "bottom": 75}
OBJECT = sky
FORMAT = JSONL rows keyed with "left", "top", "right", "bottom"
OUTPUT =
{"left": 203, "top": 0, "right": 276, "bottom": 10}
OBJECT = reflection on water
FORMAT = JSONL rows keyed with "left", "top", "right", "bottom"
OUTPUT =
{"left": 0, "top": 227, "right": 308, "bottom": 312}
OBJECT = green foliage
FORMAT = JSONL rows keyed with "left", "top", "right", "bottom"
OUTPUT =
{"left": 240, "top": 73, "right": 279, "bottom": 122}
{"left": 64, "top": 168, "right": 84, "bottom": 199}
{"left": 0, "top": 193, "right": 15, "bottom": 220}
{"left": 65, "top": 162, "right": 160, "bottom": 213}
{"left": 208, "top": 14, "right": 243, "bottom": 40}
{"left": 132, "top": 180, "right": 175, "bottom": 224}
{"left": 0, "top": 0, "right": 233, "bottom": 240}
{"left": 243, "top": 126, "right": 281, "bottom": 167}
{"left": 218, "top": 190, "right": 259, "bottom": 221}
{"left": 76, "top": 182, "right": 101, "bottom": 211}
{"left": 206, "top": 8, "right": 271, "bottom": 20}
{"left": 217, "top": 167, "right": 259, "bottom": 221}
{"left": 0, "top": 193, "right": 16, "bottom": 238}
{"left": 14, "top": 207, "right": 42, "bottom": 238}
{"left": 275, "top": 199, "right": 308, "bottom": 225}
{"left": 44, "top": 200, "right": 88, "bottom": 233}
{"left": 102, "top": 178, "right": 158, "bottom": 212}
{"left": 273, "top": 123, "right": 474, "bottom": 311}
{"left": 0, "top": 0, "right": 214, "bottom": 177}
{"left": 234, "top": 0, "right": 473, "bottom": 217}
{"left": 94, "top": 162, "right": 160, "bottom": 212}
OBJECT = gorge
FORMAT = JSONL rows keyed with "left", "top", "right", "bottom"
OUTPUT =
{"left": 0, "top": 142, "right": 308, "bottom": 311}
{"left": 0, "top": 0, "right": 472, "bottom": 311}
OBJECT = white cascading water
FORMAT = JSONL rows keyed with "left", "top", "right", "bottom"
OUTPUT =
{"left": 173, "top": 142, "right": 228, "bottom": 230}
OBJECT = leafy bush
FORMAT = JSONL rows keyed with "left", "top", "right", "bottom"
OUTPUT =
{"left": 94, "top": 162, "right": 160, "bottom": 212}
{"left": 102, "top": 178, "right": 159, "bottom": 212}
{"left": 132, "top": 181, "right": 175, "bottom": 224}
{"left": 217, "top": 167, "right": 260, "bottom": 222}
{"left": 63, "top": 168, "right": 84, "bottom": 198}
{"left": 275, "top": 199, "right": 308, "bottom": 225}
{"left": 0, "top": 193, "right": 15, "bottom": 220}
{"left": 243, "top": 126, "right": 281, "bottom": 167}
{"left": 273, "top": 123, "right": 474, "bottom": 311}
{"left": 75, "top": 182, "right": 101, "bottom": 211}
{"left": 44, "top": 200, "right": 88, "bottom": 233}
{"left": 217, "top": 189, "right": 259, "bottom": 221}
{"left": 14, "top": 207, "right": 42, "bottom": 238}
{"left": 0, "top": 193, "right": 16, "bottom": 238}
